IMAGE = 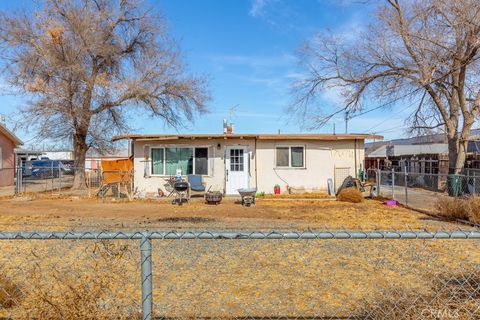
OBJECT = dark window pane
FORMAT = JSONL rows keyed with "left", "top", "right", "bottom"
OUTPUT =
{"left": 291, "top": 147, "right": 304, "bottom": 167}
{"left": 166, "top": 148, "right": 193, "bottom": 175}
{"left": 276, "top": 147, "right": 289, "bottom": 167}
{"left": 195, "top": 148, "right": 208, "bottom": 175}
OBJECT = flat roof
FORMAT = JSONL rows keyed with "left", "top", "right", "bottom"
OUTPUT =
{"left": 112, "top": 133, "right": 383, "bottom": 142}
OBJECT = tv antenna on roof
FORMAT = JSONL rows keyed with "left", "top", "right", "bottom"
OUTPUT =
{"left": 229, "top": 104, "right": 238, "bottom": 122}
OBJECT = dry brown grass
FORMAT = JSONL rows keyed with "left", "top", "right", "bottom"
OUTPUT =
{"left": 0, "top": 195, "right": 464, "bottom": 232}
{"left": 359, "top": 269, "right": 480, "bottom": 319}
{"left": 435, "top": 197, "right": 470, "bottom": 220}
{"left": 0, "top": 196, "right": 476, "bottom": 318}
{"left": 467, "top": 197, "right": 480, "bottom": 225}
{"left": 263, "top": 192, "right": 332, "bottom": 199}
{"left": 0, "top": 234, "right": 478, "bottom": 318}
{"left": 337, "top": 187, "right": 364, "bottom": 203}
{"left": 1, "top": 241, "right": 140, "bottom": 320}
{"left": 0, "top": 275, "right": 21, "bottom": 309}
{"left": 436, "top": 196, "right": 480, "bottom": 223}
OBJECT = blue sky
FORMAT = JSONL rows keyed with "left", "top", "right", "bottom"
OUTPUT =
{"left": 0, "top": 0, "right": 413, "bottom": 147}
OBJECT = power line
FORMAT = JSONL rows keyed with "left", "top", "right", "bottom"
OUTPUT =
{"left": 336, "top": 55, "right": 480, "bottom": 132}
{"left": 360, "top": 98, "right": 421, "bottom": 134}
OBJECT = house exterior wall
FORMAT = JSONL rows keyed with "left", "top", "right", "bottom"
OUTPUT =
{"left": 133, "top": 138, "right": 257, "bottom": 197}
{"left": 255, "top": 139, "right": 363, "bottom": 193}
{"left": 0, "top": 133, "right": 16, "bottom": 187}
{"left": 132, "top": 138, "right": 364, "bottom": 196}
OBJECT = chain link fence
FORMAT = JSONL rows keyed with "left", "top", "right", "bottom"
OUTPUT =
{"left": 0, "top": 230, "right": 479, "bottom": 319}
{"left": 374, "top": 168, "right": 480, "bottom": 216}
{"left": 12, "top": 166, "right": 133, "bottom": 199}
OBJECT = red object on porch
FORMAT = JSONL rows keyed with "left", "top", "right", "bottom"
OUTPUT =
{"left": 274, "top": 186, "right": 281, "bottom": 194}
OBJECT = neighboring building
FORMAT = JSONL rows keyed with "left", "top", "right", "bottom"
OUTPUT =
{"left": 15, "top": 149, "right": 73, "bottom": 169}
{"left": 15, "top": 147, "right": 130, "bottom": 170}
{"left": 14, "top": 149, "right": 44, "bottom": 168}
{"left": 366, "top": 143, "right": 450, "bottom": 174}
{"left": 365, "top": 130, "right": 480, "bottom": 174}
{"left": 42, "top": 150, "right": 74, "bottom": 161}
{"left": 86, "top": 149, "right": 129, "bottom": 170}
{"left": 0, "top": 123, "right": 22, "bottom": 187}
{"left": 113, "top": 132, "right": 381, "bottom": 196}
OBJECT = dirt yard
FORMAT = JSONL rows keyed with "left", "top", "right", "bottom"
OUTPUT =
{"left": 0, "top": 194, "right": 467, "bottom": 231}
{"left": 0, "top": 195, "right": 479, "bottom": 319}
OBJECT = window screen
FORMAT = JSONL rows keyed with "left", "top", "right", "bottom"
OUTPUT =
{"left": 291, "top": 147, "right": 304, "bottom": 167}
{"left": 276, "top": 147, "right": 289, "bottom": 167}
{"left": 194, "top": 148, "right": 208, "bottom": 175}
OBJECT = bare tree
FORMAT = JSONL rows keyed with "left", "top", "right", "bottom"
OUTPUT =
{"left": 0, "top": 0, "right": 209, "bottom": 188}
{"left": 292, "top": 0, "right": 480, "bottom": 173}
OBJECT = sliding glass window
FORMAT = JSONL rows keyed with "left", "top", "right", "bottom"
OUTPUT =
{"left": 151, "top": 147, "right": 208, "bottom": 175}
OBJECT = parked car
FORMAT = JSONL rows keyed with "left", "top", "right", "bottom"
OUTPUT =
{"left": 60, "top": 160, "right": 75, "bottom": 175}
{"left": 24, "top": 159, "right": 74, "bottom": 179}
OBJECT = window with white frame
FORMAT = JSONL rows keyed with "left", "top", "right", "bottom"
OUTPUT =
{"left": 151, "top": 147, "right": 208, "bottom": 175}
{"left": 275, "top": 146, "right": 305, "bottom": 168}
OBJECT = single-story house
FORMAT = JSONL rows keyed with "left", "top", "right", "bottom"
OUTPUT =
{"left": 0, "top": 123, "right": 23, "bottom": 187}
{"left": 113, "top": 133, "right": 381, "bottom": 196}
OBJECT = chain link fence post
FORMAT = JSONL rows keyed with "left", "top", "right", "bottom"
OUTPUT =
{"left": 391, "top": 168, "right": 395, "bottom": 200}
{"left": 15, "top": 166, "right": 22, "bottom": 194}
{"left": 140, "top": 234, "right": 153, "bottom": 320}
{"left": 404, "top": 165, "right": 408, "bottom": 206}
{"left": 58, "top": 166, "right": 62, "bottom": 192}
{"left": 50, "top": 161, "right": 54, "bottom": 193}
{"left": 376, "top": 168, "right": 381, "bottom": 196}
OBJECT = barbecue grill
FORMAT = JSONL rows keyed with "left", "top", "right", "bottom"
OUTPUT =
{"left": 173, "top": 181, "right": 189, "bottom": 205}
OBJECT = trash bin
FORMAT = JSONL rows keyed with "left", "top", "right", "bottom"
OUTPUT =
{"left": 447, "top": 174, "right": 463, "bottom": 197}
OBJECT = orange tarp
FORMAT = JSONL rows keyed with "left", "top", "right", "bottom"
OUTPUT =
{"left": 101, "top": 158, "right": 133, "bottom": 184}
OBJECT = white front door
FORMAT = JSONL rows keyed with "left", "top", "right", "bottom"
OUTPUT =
{"left": 225, "top": 146, "right": 249, "bottom": 195}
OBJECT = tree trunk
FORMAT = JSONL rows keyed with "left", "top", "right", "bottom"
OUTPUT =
{"left": 448, "top": 136, "right": 468, "bottom": 174}
{"left": 447, "top": 124, "right": 472, "bottom": 174}
{"left": 447, "top": 135, "right": 460, "bottom": 174}
{"left": 72, "top": 133, "right": 88, "bottom": 190}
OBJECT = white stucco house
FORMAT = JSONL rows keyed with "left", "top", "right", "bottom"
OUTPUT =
{"left": 112, "top": 133, "right": 382, "bottom": 196}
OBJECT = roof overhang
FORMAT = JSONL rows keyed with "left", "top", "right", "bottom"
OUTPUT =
{"left": 112, "top": 133, "right": 383, "bottom": 142}
{"left": 0, "top": 124, "right": 22, "bottom": 145}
